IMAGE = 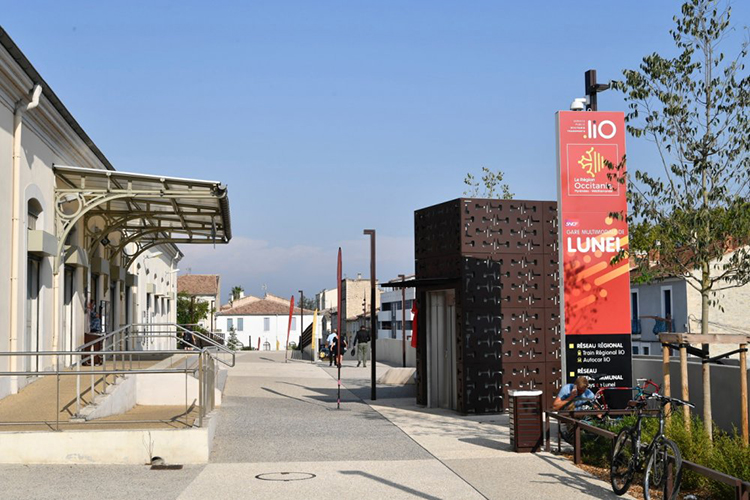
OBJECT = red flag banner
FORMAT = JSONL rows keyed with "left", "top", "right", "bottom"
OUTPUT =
{"left": 284, "top": 295, "right": 295, "bottom": 362}
{"left": 410, "top": 301, "right": 418, "bottom": 348}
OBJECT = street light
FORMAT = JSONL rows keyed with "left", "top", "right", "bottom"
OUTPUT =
{"left": 363, "top": 229, "right": 376, "bottom": 401}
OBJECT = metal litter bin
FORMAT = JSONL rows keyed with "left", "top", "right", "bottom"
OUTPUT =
{"left": 509, "top": 390, "right": 543, "bottom": 453}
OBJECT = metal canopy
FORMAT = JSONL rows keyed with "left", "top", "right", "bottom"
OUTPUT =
{"left": 53, "top": 165, "right": 232, "bottom": 271}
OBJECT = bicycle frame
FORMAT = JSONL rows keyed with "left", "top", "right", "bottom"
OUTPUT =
{"left": 629, "top": 399, "right": 668, "bottom": 473}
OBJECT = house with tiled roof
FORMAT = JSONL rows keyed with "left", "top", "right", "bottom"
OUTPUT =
{"left": 216, "top": 293, "right": 318, "bottom": 350}
{"left": 177, "top": 274, "right": 221, "bottom": 331}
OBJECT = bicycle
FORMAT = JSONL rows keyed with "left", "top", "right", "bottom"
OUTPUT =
{"left": 610, "top": 393, "right": 695, "bottom": 500}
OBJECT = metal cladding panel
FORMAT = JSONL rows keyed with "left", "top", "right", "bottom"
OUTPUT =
{"left": 415, "top": 199, "right": 462, "bottom": 259}
{"left": 501, "top": 362, "right": 546, "bottom": 404}
{"left": 414, "top": 198, "right": 562, "bottom": 414}
{"left": 463, "top": 362, "right": 504, "bottom": 413}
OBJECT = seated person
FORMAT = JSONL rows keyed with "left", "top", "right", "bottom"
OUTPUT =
{"left": 553, "top": 376, "right": 595, "bottom": 411}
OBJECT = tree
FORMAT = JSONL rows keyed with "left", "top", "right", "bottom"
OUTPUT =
{"left": 227, "top": 327, "right": 240, "bottom": 351}
{"left": 230, "top": 286, "right": 244, "bottom": 301}
{"left": 177, "top": 292, "right": 211, "bottom": 326}
{"left": 300, "top": 296, "right": 317, "bottom": 311}
{"left": 614, "top": 0, "right": 750, "bottom": 438}
{"left": 463, "top": 167, "right": 514, "bottom": 199}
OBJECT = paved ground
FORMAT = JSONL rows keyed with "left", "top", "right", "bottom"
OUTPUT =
{"left": 0, "top": 350, "right": 631, "bottom": 499}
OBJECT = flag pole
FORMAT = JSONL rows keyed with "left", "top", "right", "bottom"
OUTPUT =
{"left": 337, "top": 247, "right": 342, "bottom": 410}
{"left": 285, "top": 295, "right": 295, "bottom": 363}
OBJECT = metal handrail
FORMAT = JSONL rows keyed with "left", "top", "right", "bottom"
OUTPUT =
{"left": 76, "top": 323, "right": 131, "bottom": 351}
{"left": 175, "top": 324, "right": 235, "bottom": 367}
{"left": 1, "top": 326, "right": 224, "bottom": 430}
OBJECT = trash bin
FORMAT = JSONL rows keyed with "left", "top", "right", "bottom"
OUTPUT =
{"left": 509, "top": 390, "right": 543, "bottom": 453}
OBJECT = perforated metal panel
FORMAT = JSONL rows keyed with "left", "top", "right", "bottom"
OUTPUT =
{"left": 414, "top": 198, "right": 562, "bottom": 414}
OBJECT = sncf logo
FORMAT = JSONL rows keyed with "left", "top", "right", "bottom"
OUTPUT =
{"left": 583, "top": 120, "right": 617, "bottom": 140}
{"left": 564, "top": 219, "right": 579, "bottom": 227}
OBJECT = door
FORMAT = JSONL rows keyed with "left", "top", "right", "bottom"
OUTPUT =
{"left": 427, "top": 289, "right": 457, "bottom": 410}
{"left": 26, "top": 256, "right": 41, "bottom": 373}
{"left": 63, "top": 266, "right": 75, "bottom": 365}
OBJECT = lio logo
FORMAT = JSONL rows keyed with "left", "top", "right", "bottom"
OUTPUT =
{"left": 583, "top": 120, "right": 617, "bottom": 140}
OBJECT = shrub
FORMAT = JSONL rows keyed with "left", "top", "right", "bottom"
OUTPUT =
{"left": 708, "top": 428, "right": 750, "bottom": 499}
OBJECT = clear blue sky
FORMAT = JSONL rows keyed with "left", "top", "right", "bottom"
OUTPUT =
{"left": 4, "top": 1, "right": 748, "bottom": 302}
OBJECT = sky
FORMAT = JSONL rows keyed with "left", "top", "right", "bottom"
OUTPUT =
{"left": 3, "top": 1, "right": 749, "bottom": 303}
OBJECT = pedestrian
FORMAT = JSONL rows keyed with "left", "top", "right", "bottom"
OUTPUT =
{"left": 330, "top": 332, "right": 347, "bottom": 368}
{"left": 327, "top": 330, "right": 337, "bottom": 366}
{"left": 352, "top": 325, "right": 371, "bottom": 368}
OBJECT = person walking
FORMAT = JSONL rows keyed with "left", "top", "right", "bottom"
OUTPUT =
{"left": 352, "top": 325, "right": 371, "bottom": 368}
{"left": 330, "top": 332, "right": 347, "bottom": 368}
{"left": 327, "top": 330, "right": 337, "bottom": 367}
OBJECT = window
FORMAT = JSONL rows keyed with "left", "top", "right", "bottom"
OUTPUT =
{"left": 382, "top": 302, "right": 392, "bottom": 311}
{"left": 405, "top": 299, "right": 413, "bottom": 309}
{"left": 227, "top": 318, "right": 233, "bottom": 331}
{"left": 661, "top": 286, "right": 674, "bottom": 332}
{"left": 237, "top": 318, "right": 244, "bottom": 331}
{"left": 396, "top": 321, "right": 402, "bottom": 330}
{"left": 381, "top": 321, "right": 392, "bottom": 330}
{"left": 631, "top": 290, "right": 639, "bottom": 319}
{"left": 632, "top": 346, "right": 639, "bottom": 355}
{"left": 264, "top": 317, "right": 270, "bottom": 331}
{"left": 643, "top": 346, "right": 650, "bottom": 356}
{"left": 406, "top": 320, "right": 413, "bottom": 331}
{"left": 395, "top": 301, "right": 402, "bottom": 310}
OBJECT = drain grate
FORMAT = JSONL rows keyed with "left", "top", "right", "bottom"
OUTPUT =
{"left": 256, "top": 472, "right": 316, "bottom": 482}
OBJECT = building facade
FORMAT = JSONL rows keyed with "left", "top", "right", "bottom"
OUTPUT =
{"left": 216, "top": 295, "right": 317, "bottom": 350}
{"left": 378, "top": 283, "right": 415, "bottom": 341}
{"left": 177, "top": 274, "right": 221, "bottom": 331}
{"left": 0, "top": 27, "right": 231, "bottom": 401}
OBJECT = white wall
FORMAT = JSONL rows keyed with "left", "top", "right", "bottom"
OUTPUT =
{"left": 218, "top": 313, "right": 318, "bottom": 350}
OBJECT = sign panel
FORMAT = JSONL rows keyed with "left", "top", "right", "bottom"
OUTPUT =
{"left": 556, "top": 111, "right": 632, "bottom": 390}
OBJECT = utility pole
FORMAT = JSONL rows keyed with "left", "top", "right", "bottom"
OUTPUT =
{"left": 399, "top": 274, "right": 406, "bottom": 368}
{"left": 363, "top": 229, "right": 377, "bottom": 401}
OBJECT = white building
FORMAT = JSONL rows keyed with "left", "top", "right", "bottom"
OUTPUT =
{"left": 177, "top": 274, "right": 221, "bottom": 331}
{"left": 216, "top": 294, "right": 318, "bottom": 350}
{"left": 0, "top": 27, "right": 232, "bottom": 401}
{"left": 378, "top": 282, "right": 415, "bottom": 340}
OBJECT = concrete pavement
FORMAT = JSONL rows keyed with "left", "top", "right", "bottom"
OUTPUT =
{"left": 0, "top": 350, "right": 631, "bottom": 499}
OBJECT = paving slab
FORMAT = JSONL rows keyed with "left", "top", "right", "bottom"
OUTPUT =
{"left": 178, "top": 459, "right": 484, "bottom": 500}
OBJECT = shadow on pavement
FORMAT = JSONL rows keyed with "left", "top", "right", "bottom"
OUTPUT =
{"left": 533, "top": 453, "right": 620, "bottom": 498}
{"left": 339, "top": 470, "right": 442, "bottom": 500}
{"left": 458, "top": 436, "right": 511, "bottom": 452}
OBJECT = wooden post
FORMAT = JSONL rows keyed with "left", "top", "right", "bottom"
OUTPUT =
{"left": 680, "top": 344, "right": 690, "bottom": 429}
{"left": 663, "top": 344, "right": 671, "bottom": 417}
{"left": 740, "top": 344, "right": 748, "bottom": 446}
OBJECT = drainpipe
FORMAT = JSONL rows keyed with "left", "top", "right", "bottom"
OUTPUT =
{"left": 9, "top": 84, "right": 42, "bottom": 382}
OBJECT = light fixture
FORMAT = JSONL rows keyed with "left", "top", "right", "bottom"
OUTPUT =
{"left": 100, "top": 236, "right": 110, "bottom": 247}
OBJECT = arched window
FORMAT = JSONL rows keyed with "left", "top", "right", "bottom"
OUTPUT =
{"left": 27, "top": 198, "right": 43, "bottom": 231}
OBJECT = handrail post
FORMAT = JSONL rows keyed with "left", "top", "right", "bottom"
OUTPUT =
{"left": 56, "top": 372, "right": 60, "bottom": 431}
{"left": 574, "top": 421, "right": 581, "bottom": 464}
{"left": 545, "top": 411, "right": 551, "bottom": 452}
{"left": 198, "top": 351, "right": 204, "bottom": 427}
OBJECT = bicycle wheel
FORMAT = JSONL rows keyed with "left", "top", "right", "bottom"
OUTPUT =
{"left": 610, "top": 427, "right": 637, "bottom": 495}
{"left": 643, "top": 438, "right": 682, "bottom": 500}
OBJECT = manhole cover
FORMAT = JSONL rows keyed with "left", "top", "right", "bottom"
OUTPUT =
{"left": 256, "top": 472, "right": 316, "bottom": 482}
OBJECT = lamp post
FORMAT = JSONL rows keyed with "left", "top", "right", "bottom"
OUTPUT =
{"left": 363, "top": 229, "right": 376, "bottom": 401}
{"left": 399, "top": 274, "right": 406, "bottom": 368}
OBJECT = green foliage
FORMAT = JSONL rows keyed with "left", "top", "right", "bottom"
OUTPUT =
{"left": 613, "top": 0, "right": 750, "bottom": 322}
{"left": 300, "top": 296, "right": 316, "bottom": 311}
{"left": 463, "top": 167, "right": 514, "bottom": 199}
{"left": 177, "top": 292, "right": 211, "bottom": 326}
{"left": 579, "top": 410, "right": 749, "bottom": 498}
{"left": 230, "top": 286, "right": 244, "bottom": 301}
{"left": 226, "top": 328, "right": 240, "bottom": 351}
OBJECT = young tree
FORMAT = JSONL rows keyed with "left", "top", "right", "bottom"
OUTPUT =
{"left": 227, "top": 327, "right": 240, "bottom": 351}
{"left": 230, "top": 286, "right": 244, "bottom": 301}
{"left": 177, "top": 292, "right": 211, "bottom": 326}
{"left": 463, "top": 167, "right": 514, "bottom": 199}
{"left": 615, "top": 0, "right": 750, "bottom": 438}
